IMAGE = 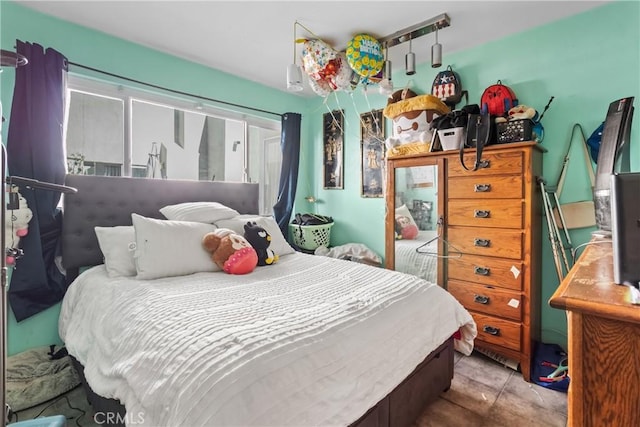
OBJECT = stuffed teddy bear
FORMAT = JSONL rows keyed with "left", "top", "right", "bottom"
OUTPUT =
{"left": 4, "top": 190, "right": 33, "bottom": 266}
{"left": 395, "top": 215, "right": 419, "bottom": 240}
{"left": 243, "top": 221, "right": 279, "bottom": 266}
{"left": 383, "top": 88, "right": 450, "bottom": 157}
{"left": 496, "top": 104, "right": 537, "bottom": 123}
{"left": 202, "top": 228, "right": 258, "bottom": 275}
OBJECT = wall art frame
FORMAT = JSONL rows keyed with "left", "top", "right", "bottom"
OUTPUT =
{"left": 360, "top": 109, "right": 386, "bottom": 198}
{"left": 323, "top": 109, "right": 344, "bottom": 189}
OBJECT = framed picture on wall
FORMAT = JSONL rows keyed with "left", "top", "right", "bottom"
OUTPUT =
{"left": 323, "top": 109, "right": 344, "bottom": 189}
{"left": 360, "top": 109, "right": 386, "bottom": 198}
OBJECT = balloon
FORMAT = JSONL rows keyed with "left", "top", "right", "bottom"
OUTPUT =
{"left": 308, "top": 77, "right": 332, "bottom": 97}
{"left": 331, "top": 53, "right": 357, "bottom": 92}
{"left": 346, "top": 34, "right": 384, "bottom": 78}
{"left": 301, "top": 39, "right": 339, "bottom": 83}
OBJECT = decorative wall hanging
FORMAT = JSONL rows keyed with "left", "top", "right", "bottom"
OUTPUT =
{"left": 360, "top": 109, "right": 385, "bottom": 198}
{"left": 323, "top": 110, "right": 344, "bottom": 189}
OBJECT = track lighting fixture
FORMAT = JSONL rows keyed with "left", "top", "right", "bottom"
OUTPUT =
{"left": 379, "top": 14, "right": 450, "bottom": 73}
{"left": 405, "top": 36, "right": 416, "bottom": 75}
{"left": 286, "top": 21, "right": 304, "bottom": 92}
{"left": 431, "top": 25, "right": 442, "bottom": 68}
{"left": 379, "top": 44, "right": 394, "bottom": 95}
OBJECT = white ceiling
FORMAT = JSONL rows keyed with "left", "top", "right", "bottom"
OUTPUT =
{"left": 15, "top": 0, "right": 608, "bottom": 97}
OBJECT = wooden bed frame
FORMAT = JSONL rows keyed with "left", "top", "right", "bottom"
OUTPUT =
{"left": 60, "top": 175, "right": 454, "bottom": 426}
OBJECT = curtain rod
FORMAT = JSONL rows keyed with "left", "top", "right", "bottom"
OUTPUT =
{"left": 67, "top": 61, "right": 283, "bottom": 118}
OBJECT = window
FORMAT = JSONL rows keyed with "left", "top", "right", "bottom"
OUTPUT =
{"left": 65, "top": 76, "right": 282, "bottom": 214}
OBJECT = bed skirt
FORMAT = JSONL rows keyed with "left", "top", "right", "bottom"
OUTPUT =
{"left": 70, "top": 337, "right": 454, "bottom": 427}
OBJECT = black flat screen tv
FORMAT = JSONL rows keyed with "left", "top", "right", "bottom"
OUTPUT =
{"left": 611, "top": 172, "right": 640, "bottom": 288}
{"left": 593, "top": 97, "right": 635, "bottom": 234}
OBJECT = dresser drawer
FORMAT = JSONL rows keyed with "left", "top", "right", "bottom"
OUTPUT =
{"left": 448, "top": 175, "right": 523, "bottom": 199}
{"left": 448, "top": 199, "right": 523, "bottom": 229}
{"left": 448, "top": 226, "right": 523, "bottom": 259}
{"left": 471, "top": 312, "right": 521, "bottom": 352}
{"left": 448, "top": 254, "right": 523, "bottom": 291}
{"left": 448, "top": 150, "right": 523, "bottom": 177}
{"left": 448, "top": 280, "right": 522, "bottom": 321}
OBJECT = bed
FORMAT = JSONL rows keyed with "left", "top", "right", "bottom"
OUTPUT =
{"left": 393, "top": 230, "right": 439, "bottom": 282}
{"left": 59, "top": 175, "right": 476, "bottom": 426}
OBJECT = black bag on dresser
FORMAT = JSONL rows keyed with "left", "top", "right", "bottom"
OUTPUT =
{"left": 460, "top": 106, "right": 497, "bottom": 171}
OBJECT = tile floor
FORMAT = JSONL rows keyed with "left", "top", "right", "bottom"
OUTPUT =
{"left": 13, "top": 351, "right": 567, "bottom": 426}
{"left": 416, "top": 351, "right": 568, "bottom": 427}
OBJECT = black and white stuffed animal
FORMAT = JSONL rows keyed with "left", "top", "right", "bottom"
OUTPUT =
{"left": 243, "top": 221, "right": 279, "bottom": 266}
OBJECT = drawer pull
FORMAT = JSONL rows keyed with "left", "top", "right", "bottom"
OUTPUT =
{"left": 474, "top": 210, "right": 491, "bottom": 218}
{"left": 478, "top": 159, "right": 491, "bottom": 169}
{"left": 474, "top": 294, "right": 490, "bottom": 305}
{"left": 474, "top": 238, "right": 491, "bottom": 247}
{"left": 474, "top": 184, "right": 491, "bottom": 192}
{"left": 483, "top": 325, "right": 501, "bottom": 336}
{"left": 474, "top": 266, "right": 490, "bottom": 276}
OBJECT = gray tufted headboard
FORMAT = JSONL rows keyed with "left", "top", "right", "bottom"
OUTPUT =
{"left": 62, "top": 175, "right": 259, "bottom": 281}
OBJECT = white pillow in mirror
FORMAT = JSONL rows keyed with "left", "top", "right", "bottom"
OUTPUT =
{"left": 159, "top": 202, "right": 239, "bottom": 223}
{"left": 94, "top": 226, "right": 137, "bottom": 278}
{"left": 132, "top": 214, "right": 219, "bottom": 279}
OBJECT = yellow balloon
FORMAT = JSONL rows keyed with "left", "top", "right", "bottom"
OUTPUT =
{"left": 346, "top": 34, "right": 383, "bottom": 78}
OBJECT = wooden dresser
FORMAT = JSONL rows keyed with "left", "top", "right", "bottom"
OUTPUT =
{"left": 549, "top": 238, "right": 640, "bottom": 427}
{"left": 385, "top": 141, "right": 544, "bottom": 381}
{"left": 445, "top": 142, "right": 543, "bottom": 382}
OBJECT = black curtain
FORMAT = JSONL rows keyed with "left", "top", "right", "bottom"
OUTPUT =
{"left": 273, "top": 113, "right": 301, "bottom": 241}
{"left": 7, "top": 41, "right": 68, "bottom": 321}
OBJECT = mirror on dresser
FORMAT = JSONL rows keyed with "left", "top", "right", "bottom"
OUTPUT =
{"left": 385, "top": 157, "right": 445, "bottom": 286}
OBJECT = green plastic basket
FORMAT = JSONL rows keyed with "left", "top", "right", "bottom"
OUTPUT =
{"left": 289, "top": 222, "right": 334, "bottom": 250}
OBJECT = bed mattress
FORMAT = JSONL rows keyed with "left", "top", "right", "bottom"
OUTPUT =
{"left": 59, "top": 252, "right": 475, "bottom": 426}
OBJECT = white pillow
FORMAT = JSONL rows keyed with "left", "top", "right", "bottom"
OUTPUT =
{"left": 159, "top": 202, "right": 239, "bottom": 223}
{"left": 214, "top": 215, "right": 295, "bottom": 256}
{"left": 94, "top": 226, "right": 137, "bottom": 277}
{"left": 131, "top": 214, "right": 219, "bottom": 279}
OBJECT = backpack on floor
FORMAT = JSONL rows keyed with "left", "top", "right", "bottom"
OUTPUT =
{"left": 480, "top": 80, "right": 518, "bottom": 117}
{"left": 432, "top": 65, "right": 468, "bottom": 109}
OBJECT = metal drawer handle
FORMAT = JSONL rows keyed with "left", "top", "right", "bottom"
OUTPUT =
{"left": 474, "top": 184, "right": 491, "bottom": 192}
{"left": 474, "top": 295, "right": 490, "bottom": 305}
{"left": 478, "top": 160, "right": 491, "bottom": 169}
{"left": 474, "top": 238, "right": 491, "bottom": 247}
{"left": 474, "top": 266, "right": 490, "bottom": 276}
{"left": 474, "top": 210, "right": 491, "bottom": 218}
{"left": 483, "top": 325, "right": 500, "bottom": 336}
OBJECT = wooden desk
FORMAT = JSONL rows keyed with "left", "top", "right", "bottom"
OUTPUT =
{"left": 549, "top": 238, "right": 640, "bottom": 427}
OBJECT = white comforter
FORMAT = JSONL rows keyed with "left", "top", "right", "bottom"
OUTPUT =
{"left": 59, "top": 253, "right": 475, "bottom": 426}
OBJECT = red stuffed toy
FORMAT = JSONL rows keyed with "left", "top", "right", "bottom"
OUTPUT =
{"left": 202, "top": 229, "right": 258, "bottom": 275}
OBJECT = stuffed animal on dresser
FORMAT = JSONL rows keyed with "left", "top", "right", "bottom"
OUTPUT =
{"left": 202, "top": 228, "right": 258, "bottom": 275}
{"left": 383, "top": 88, "right": 450, "bottom": 156}
{"left": 243, "top": 221, "right": 279, "bottom": 266}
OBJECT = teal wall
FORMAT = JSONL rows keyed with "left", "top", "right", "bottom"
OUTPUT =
{"left": 0, "top": 1, "right": 309, "bottom": 356}
{"left": 301, "top": 1, "right": 640, "bottom": 346}
{"left": 1, "top": 1, "right": 638, "bottom": 355}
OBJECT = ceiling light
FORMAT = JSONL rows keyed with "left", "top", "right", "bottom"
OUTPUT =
{"left": 286, "top": 21, "right": 304, "bottom": 92}
{"left": 379, "top": 45, "right": 394, "bottom": 95}
{"left": 431, "top": 25, "right": 442, "bottom": 68}
{"left": 379, "top": 14, "right": 450, "bottom": 72}
{"left": 405, "top": 36, "right": 416, "bottom": 75}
